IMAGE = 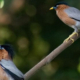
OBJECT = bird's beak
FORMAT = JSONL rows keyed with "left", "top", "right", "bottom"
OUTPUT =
{"left": 49, "top": 7, "right": 54, "bottom": 10}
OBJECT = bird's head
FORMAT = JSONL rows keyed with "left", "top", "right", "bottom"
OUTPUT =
{"left": 0, "top": 44, "right": 14, "bottom": 60}
{"left": 49, "top": 2, "right": 69, "bottom": 10}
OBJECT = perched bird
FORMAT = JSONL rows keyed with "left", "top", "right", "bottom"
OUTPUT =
{"left": 0, "top": 44, "right": 24, "bottom": 80}
{"left": 49, "top": 2, "right": 80, "bottom": 42}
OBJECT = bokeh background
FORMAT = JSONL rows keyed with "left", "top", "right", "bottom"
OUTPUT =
{"left": 0, "top": 0, "right": 80, "bottom": 80}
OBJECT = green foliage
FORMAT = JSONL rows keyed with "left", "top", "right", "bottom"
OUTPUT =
{"left": 0, "top": 0, "right": 80, "bottom": 80}
{"left": 0, "top": 0, "right": 4, "bottom": 8}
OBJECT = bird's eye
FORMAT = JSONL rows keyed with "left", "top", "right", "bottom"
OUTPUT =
{"left": 56, "top": 5, "right": 59, "bottom": 7}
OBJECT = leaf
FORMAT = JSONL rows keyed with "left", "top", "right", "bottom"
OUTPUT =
{"left": 0, "top": 0, "right": 4, "bottom": 8}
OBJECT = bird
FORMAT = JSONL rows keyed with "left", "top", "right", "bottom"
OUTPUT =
{"left": 0, "top": 44, "right": 24, "bottom": 80}
{"left": 49, "top": 2, "right": 80, "bottom": 42}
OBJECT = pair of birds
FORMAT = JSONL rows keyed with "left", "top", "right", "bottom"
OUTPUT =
{"left": 0, "top": 1, "right": 80, "bottom": 80}
{"left": 50, "top": 2, "right": 80, "bottom": 42}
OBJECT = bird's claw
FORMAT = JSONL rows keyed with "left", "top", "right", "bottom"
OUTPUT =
{"left": 64, "top": 37, "right": 74, "bottom": 43}
{"left": 69, "top": 32, "right": 78, "bottom": 37}
{"left": 64, "top": 32, "right": 78, "bottom": 43}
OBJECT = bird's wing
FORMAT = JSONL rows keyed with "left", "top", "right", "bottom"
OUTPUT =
{"left": 0, "top": 64, "right": 24, "bottom": 80}
{"left": 64, "top": 7, "right": 80, "bottom": 21}
{"left": 0, "top": 59, "right": 24, "bottom": 78}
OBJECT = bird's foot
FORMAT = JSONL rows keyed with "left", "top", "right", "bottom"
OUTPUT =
{"left": 64, "top": 37, "right": 74, "bottom": 43}
{"left": 64, "top": 32, "right": 78, "bottom": 43}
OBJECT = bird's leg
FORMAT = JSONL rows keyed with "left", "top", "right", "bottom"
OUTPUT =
{"left": 64, "top": 32, "right": 78, "bottom": 43}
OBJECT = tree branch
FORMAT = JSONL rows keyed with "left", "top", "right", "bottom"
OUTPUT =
{"left": 24, "top": 32, "right": 80, "bottom": 80}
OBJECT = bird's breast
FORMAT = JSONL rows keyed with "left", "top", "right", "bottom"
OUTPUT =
{"left": 56, "top": 10, "right": 76, "bottom": 27}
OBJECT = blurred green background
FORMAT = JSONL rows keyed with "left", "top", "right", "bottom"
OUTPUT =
{"left": 0, "top": 0, "right": 80, "bottom": 80}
